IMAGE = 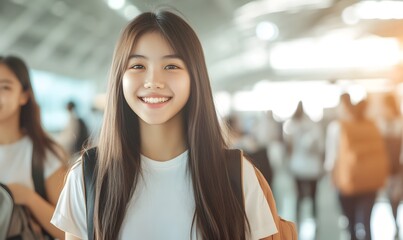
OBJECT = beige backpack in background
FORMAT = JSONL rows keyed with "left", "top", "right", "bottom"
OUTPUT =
{"left": 333, "top": 120, "right": 389, "bottom": 195}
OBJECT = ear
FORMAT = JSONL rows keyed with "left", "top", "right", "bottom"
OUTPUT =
{"left": 19, "top": 91, "right": 29, "bottom": 106}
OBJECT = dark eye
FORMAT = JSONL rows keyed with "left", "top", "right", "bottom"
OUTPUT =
{"left": 131, "top": 65, "right": 145, "bottom": 69}
{"left": 164, "top": 65, "right": 179, "bottom": 70}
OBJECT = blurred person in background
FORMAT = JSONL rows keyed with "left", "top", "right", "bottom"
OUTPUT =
{"left": 283, "top": 101, "right": 324, "bottom": 233}
{"left": 0, "top": 55, "right": 67, "bottom": 239}
{"left": 57, "top": 100, "right": 89, "bottom": 161}
{"left": 252, "top": 111, "right": 283, "bottom": 181}
{"left": 326, "top": 94, "right": 388, "bottom": 240}
{"left": 253, "top": 110, "right": 283, "bottom": 150}
{"left": 225, "top": 114, "right": 259, "bottom": 152}
{"left": 225, "top": 113, "right": 273, "bottom": 185}
{"left": 377, "top": 94, "right": 403, "bottom": 239}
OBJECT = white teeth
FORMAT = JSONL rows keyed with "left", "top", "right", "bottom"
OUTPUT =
{"left": 142, "top": 97, "right": 169, "bottom": 104}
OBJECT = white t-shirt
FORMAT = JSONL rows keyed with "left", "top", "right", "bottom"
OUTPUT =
{"left": 324, "top": 121, "right": 340, "bottom": 172}
{"left": 284, "top": 117, "right": 324, "bottom": 179}
{"left": 51, "top": 150, "right": 277, "bottom": 240}
{"left": 0, "top": 135, "right": 63, "bottom": 189}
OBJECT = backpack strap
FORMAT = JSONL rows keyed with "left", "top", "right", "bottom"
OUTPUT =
{"left": 82, "top": 148, "right": 98, "bottom": 240}
{"left": 225, "top": 149, "right": 244, "bottom": 209}
{"left": 31, "top": 148, "right": 54, "bottom": 240}
{"left": 227, "top": 149, "right": 298, "bottom": 239}
{"left": 31, "top": 149, "right": 47, "bottom": 201}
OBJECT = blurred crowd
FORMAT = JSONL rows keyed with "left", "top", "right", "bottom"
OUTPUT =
{"left": 224, "top": 92, "right": 403, "bottom": 240}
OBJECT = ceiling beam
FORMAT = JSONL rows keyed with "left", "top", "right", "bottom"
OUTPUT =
{"left": 32, "top": 10, "right": 81, "bottom": 63}
{"left": 65, "top": 17, "right": 113, "bottom": 71}
{"left": 82, "top": 43, "right": 112, "bottom": 81}
{"left": 0, "top": 0, "right": 51, "bottom": 51}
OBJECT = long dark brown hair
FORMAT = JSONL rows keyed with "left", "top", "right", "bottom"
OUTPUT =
{"left": 0, "top": 56, "right": 66, "bottom": 174}
{"left": 94, "top": 10, "right": 249, "bottom": 240}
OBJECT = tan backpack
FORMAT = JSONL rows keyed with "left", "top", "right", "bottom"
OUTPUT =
{"left": 251, "top": 162, "right": 298, "bottom": 240}
{"left": 333, "top": 120, "right": 389, "bottom": 195}
{"left": 219, "top": 150, "right": 297, "bottom": 240}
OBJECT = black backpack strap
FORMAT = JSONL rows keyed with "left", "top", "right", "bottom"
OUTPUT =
{"left": 31, "top": 148, "right": 54, "bottom": 240}
{"left": 225, "top": 149, "right": 244, "bottom": 208}
{"left": 31, "top": 149, "right": 47, "bottom": 202}
{"left": 82, "top": 148, "right": 98, "bottom": 240}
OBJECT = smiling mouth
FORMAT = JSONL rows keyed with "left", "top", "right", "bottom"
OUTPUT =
{"left": 140, "top": 97, "right": 171, "bottom": 104}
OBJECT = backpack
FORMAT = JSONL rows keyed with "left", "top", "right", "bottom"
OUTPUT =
{"left": 0, "top": 150, "right": 53, "bottom": 240}
{"left": 333, "top": 120, "right": 389, "bottom": 195}
{"left": 82, "top": 148, "right": 297, "bottom": 240}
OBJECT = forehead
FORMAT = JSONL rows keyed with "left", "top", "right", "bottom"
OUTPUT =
{"left": 131, "top": 32, "right": 175, "bottom": 55}
{"left": 0, "top": 64, "right": 19, "bottom": 84}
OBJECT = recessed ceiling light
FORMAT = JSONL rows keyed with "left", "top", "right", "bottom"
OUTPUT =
{"left": 256, "top": 21, "right": 278, "bottom": 41}
{"left": 107, "top": 0, "right": 125, "bottom": 10}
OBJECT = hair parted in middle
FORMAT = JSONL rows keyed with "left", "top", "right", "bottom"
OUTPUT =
{"left": 93, "top": 10, "right": 250, "bottom": 240}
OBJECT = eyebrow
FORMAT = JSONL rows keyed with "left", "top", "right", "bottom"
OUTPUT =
{"left": 128, "top": 54, "right": 183, "bottom": 60}
{"left": 0, "top": 79, "right": 12, "bottom": 84}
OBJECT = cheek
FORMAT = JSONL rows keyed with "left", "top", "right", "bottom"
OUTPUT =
{"left": 181, "top": 79, "right": 191, "bottom": 101}
{"left": 0, "top": 94, "right": 19, "bottom": 112}
{"left": 122, "top": 74, "right": 137, "bottom": 101}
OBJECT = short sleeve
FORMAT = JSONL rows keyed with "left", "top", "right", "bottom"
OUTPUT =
{"left": 242, "top": 157, "right": 278, "bottom": 239}
{"left": 43, "top": 150, "right": 63, "bottom": 179}
{"left": 51, "top": 161, "right": 88, "bottom": 239}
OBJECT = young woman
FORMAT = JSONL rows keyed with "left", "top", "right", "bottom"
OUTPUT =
{"left": 326, "top": 95, "right": 387, "bottom": 240}
{"left": 284, "top": 101, "right": 323, "bottom": 230}
{"left": 51, "top": 10, "right": 277, "bottom": 240}
{"left": 0, "top": 55, "right": 67, "bottom": 239}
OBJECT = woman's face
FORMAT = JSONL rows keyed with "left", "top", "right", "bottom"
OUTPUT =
{"left": 0, "top": 64, "right": 28, "bottom": 124}
{"left": 122, "top": 32, "right": 190, "bottom": 126}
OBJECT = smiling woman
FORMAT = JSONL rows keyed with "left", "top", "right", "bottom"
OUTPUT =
{"left": 50, "top": 9, "right": 280, "bottom": 240}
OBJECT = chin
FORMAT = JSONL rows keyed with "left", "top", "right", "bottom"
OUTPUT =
{"left": 139, "top": 116, "right": 170, "bottom": 125}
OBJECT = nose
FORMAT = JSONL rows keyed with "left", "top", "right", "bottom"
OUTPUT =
{"left": 144, "top": 81, "right": 164, "bottom": 89}
{"left": 144, "top": 69, "right": 165, "bottom": 89}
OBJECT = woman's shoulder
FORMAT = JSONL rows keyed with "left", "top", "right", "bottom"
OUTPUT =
{"left": 241, "top": 156, "right": 263, "bottom": 192}
{"left": 240, "top": 155, "right": 279, "bottom": 238}
{"left": 68, "top": 158, "right": 84, "bottom": 180}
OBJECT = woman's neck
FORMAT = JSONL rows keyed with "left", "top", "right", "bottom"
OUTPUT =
{"left": 0, "top": 116, "right": 24, "bottom": 144}
{"left": 139, "top": 114, "right": 187, "bottom": 162}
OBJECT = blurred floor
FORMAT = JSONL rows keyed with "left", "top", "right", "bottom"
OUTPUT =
{"left": 270, "top": 145, "right": 402, "bottom": 240}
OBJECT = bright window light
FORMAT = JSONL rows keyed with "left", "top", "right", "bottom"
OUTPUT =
{"left": 232, "top": 80, "right": 340, "bottom": 121}
{"left": 107, "top": 0, "right": 125, "bottom": 10}
{"left": 343, "top": 1, "right": 403, "bottom": 20}
{"left": 236, "top": 0, "right": 332, "bottom": 23}
{"left": 214, "top": 91, "right": 232, "bottom": 117}
{"left": 356, "top": 1, "right": 403, "bottom": 20}
{"left": 210, "top": 46, "right": 269, "bottom": 80}
{"left": 270, "top": 37, "right": 400, "bottom": 71}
